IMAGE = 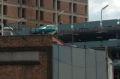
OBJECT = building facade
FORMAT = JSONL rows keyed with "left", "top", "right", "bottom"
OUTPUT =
{"left": 0, "top": 0, "right": 88, "bottom": 27}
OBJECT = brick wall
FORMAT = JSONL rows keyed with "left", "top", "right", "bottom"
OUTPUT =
{"left": 6, "top": 6, "right": 18, "bottom": 18}
{"left": 26, "top": 0, "right": 36, "bottom": 7}
{"left": 0, "top": 35, "right": 53, "bottom": 79}
{"left": 59, "top": 1, "right": 70, "bottom": 13}
{"left": 26, "top": 8, "right": 36, "bottom": 20}
{"left": 0, "top": 50, "right": 52, "bottom": 79}
{"left": 61, "top": 15, "right": 70, "bottom": 24}
{"left": 44, "top": 12, "right": 53, "bottom": 23}
{"left": 43, "top": 0, "right": 53, "bottom": 10}
{"left": 77, "top": 4, "right": 86, "bottom": 15}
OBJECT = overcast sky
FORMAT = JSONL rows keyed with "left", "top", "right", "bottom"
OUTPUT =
{"left": 88, "top": 0, "right": 120, "bottom": 21}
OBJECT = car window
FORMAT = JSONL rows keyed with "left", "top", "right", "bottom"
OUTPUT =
{"left": 46, "top": 25, "right": 56, "bottom": 29}
{"left": 39, "top": 26, "right": 46, "bottom": 29}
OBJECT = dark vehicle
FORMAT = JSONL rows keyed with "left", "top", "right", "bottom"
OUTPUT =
{"left": 31, "top": 24, "right": 57, "bottom": 34}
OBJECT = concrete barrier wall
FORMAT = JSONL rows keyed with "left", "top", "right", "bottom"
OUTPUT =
{"left": 53, "top": 44, "right": 107, "bottom": 79}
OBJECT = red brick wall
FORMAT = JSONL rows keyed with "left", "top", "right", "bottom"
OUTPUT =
{"left": 27, "top": 20, "right": 36, "bottom": 27}
{"left": 26, "top": 8, "right": 36, "bottom": 20}
{"left": 44, "top": 12, "right": 53, "bottom": 23}
{"left": 76, "top": 17, "right": 85, "bottom": 23}
{"left": 0, "top": 51, "right": 52, "bottom": 79}
{"left": 43, "top": 0, "right": 53, "bottom": 10}
{"left": 0, "top": 36, "right": 53, "bottom": 79}
{"left": 59, "top": 1, "right": 70, "bottom": 13}
{"left": 61, "top": 15, "right": 69, "bottom": 24}
{"left": 6, "top": 6, "right": 18, "bottom": 18}
{"left": 77, "top": 4, "right": 86, "bottom": 15}
{"left": 26, "top": 0, "right": 36, "bottom": 7}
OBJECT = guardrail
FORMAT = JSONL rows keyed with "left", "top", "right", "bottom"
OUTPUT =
{"left": 73, "top": 39, "right": 120, "bottom": 48}
{"left": 57, "top": 19, "right": 120, "bottom": 34}
{"left": 0, "top": 23, "right": 31, "bottom": 36}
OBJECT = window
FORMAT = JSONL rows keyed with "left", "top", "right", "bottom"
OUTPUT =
{"left": 58, "top": 15, "right": 60, "bottom": 23}
{"left": 22, "top": 8, "right": 25, "bottom": 18}
{"left": 40, "top": 11, "right": 44, "bottom": 20}
{"left": 85, "top": 18, "right": 87, "bottom": 21}
{"left": 57, "top": 1, "right": 60, "bottom": 10}
{"left": 18, "top": 0, "right": 20, "bottom": 4}
{"left": 18, "top": 7, "right": 21, "bottom": 17}
{"left": 53, "top": 13, "right": 55, "bottom": 23}
{"left": 36, "top": 0, "right": 39, "bottom": 7}
{"left": 0, "top": 5, "right": 1, "bottom": 14}
{"left": 73, "top": 16, "right": 76, "bottom": 23}
{"left": 3, "top": 20, "right": 7, "bottom": 25}
{"left": 40, "top": 0, "right": 44, "bottom": 7}
{"left": 53, "top": 0, "right": 55, "bottom": 9}
{"left": 18, "top": 0, "right": 26, "bottom": 5}
{"left": 73, "top": 3, "right": 77, "bottom": 13}
{"left": 85, "top": 5, "right": 88, "bottom": 15}
{"left": 3, "top": 5, "right": 7, "bottom": 15}
{"left": 22, "top": 0, "right": 26, "bottom": 4}
{"left": 18, "top": 7, "right": 26, "bottom": 18}
{"left": 69, "top": 16, "right": 72, "bottom": 23}
{"left": 36, "top": 10, "right": 39, "bottom": 20}
{"left": 69, "top": 2, "right": 72, "bottom": 12}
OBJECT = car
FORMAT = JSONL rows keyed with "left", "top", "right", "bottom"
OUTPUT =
{"left": 31, "top": 24, "right": 58, "bottom": 35}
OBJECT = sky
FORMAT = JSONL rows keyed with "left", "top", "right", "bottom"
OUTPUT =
{"left": 88, "top": 0, "right": 120, "bottom": 21}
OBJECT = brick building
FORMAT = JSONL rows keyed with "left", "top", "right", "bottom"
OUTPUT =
{"left": 0, "top": 0, "right": 88, "bottom": 27}
{"left": 0, "top": 35, "right": 56, "bottom": 79}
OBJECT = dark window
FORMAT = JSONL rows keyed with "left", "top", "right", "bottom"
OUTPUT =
{"left": 3, "top": 5, "right": 7, "bottom": 15}
{"left": 53, "top": 0, "right": 55, "bottom": 9}
{"left": 73, "top": 16, "right": 77, "bottom": 23}
{"left": 36, "top": 10, "right": 39, "bottom": 20}
{"left": 18, "top": 0, "right": 26, "bottom": 5}
{"left": 40, "top": 0, "right": 44, "bottom": 7}
{"left": 36, "top": 0, "right": 39, "bottom": 7}
{"left": 85, "top": 18, "right": 87, "bottom": 21}
{"left": 21, "top": 22, "right": 26, "bottom": 25}
{"left": 40, "top": 11, "right": 44, "bottom": 20}
{"left": 22, "top": 0, "right": 26, "bottom": 4}
{"left": 0, "top": 5, "right": 1, "bottom": 14}
{"left": 85, "top": 5, "right": 88, "bottom": 15}
{"left": 69, "top": 16, "right": 72, "bottom": 23}
{"left": 58, "top": 15, "right": 60, "bottom": 23}
{"left": 69, "top": 2, "right": 72, "bottom": 12}
{"left": 22, "top": 8, "right": 25, "bottom": 18}
{"left": 53, "top": 13, "right": 55, "bottom": 23}
{"left": 73, "top": 3, "right": 77, "bottom": 13}
{"left": 18, "top": 7, "right": 21, "bottom": 17}
{"left": 18, "top": 8, "right": 26, "bottom": 18}
{"left": 18, "top": 0, "right": 20, "bottom": 4}
{"left": 57, "top": 1, "right": 60, "bottom": 10}
{"left": 3, "top": 20, "right": 7, "bottom": 25}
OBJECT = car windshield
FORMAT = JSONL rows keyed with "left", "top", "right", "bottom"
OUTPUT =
{"left": 46, "top": 25, "right": 56, "bottom": 29}
{"left": 38, "top": 25, "right": 57, "bottom": 29}
{"left": 38, "top": 26, "right": 46, "bottom": 29}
